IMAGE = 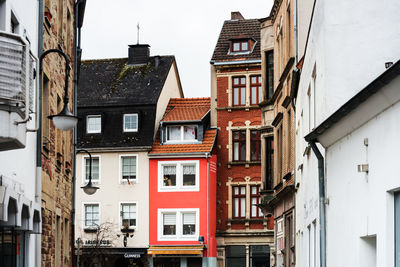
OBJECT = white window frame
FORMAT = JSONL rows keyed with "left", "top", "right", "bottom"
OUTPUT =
{"left": 165, "top": 125, "right": 199, "bottom": 144}
{"left": 157, "top": 208, "right": 199, "bottom": 241}
{"left": 82, "top": 155, "right": 101, "bottom": 185}
{"left": 119, "top": 154, "right": 139, "bottom": 184}
{"left": 86, "top": 115, "right": 102, "bottom": 134}
{"left": 123, "top": 113, "right": 138, "bottom": 132}
{"left": 119, "top": 201, "right": 138, "bottom": 230}
{"left": 158, "top": 160, "right": 200, "bottom": 192}
{"left": 82, "top": 202, "right": 100, "bottom": 230}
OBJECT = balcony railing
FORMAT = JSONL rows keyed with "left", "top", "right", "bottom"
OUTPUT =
{"left": 0, "top": 31, "right": 27, "bottom": 110}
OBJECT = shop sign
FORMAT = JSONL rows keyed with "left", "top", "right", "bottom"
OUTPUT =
{"left": 83, "top": 239, "right": 112, "bottom": 247}
{"left": 124, "top": 252, "right": 141, "bottom": 258}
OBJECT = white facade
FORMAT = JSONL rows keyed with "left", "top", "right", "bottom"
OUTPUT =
{"left": 0, "top": 0, "right": 41, "bottom": 266}
{"left": 295, "top": 0, "right": 400, "bottom": 266}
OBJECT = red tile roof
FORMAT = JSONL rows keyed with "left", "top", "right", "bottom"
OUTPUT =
{"left": 149, "top": 129, "right": 217, "bottom": 155}
{"left": 161, "top": 98, "right": 210, "bottom": 122}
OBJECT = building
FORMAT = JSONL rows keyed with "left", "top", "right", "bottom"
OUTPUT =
{"left": 40, "top": 0, "right": 86, "bottom": 266}
{"left": 74, "top": 44, "right": 183, "bottom": 266}
{"left": 210, "top": 11, "right": 274, "bottom": 267}
{"left": 147, "top": 98, "right": 217, "bottom": 267}
{"left": 261, "top": 1, "right": 296, "bottom": 266}
{"left": 293, "top": 0, "right": 400, "bottom": 266}
{"left": 0, "top": 0, "right": 42, "bottom": 265}
{"left": 304, "top": 60, "right": 400, "bottom": 266}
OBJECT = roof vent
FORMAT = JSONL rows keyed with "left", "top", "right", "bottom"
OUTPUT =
{"left": 231, "top": 11, "right": 245, "bottom": 20}
{"left": 128, "top": 44, "right": 150, "bottom": 65}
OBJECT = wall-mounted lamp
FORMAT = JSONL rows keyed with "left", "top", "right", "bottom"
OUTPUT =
{"left": 198, "top": 236, "right": 205, "bottom": 244}
{"left": 39, "top": 49, "right": 79, "bottom": 131}
{"left": 77, "top": 149, "right": 99, "bottom": 195}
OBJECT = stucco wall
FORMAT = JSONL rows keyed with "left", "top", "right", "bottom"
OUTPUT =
{"left": 75, "top": 151, "right": 149, "bottom": 248}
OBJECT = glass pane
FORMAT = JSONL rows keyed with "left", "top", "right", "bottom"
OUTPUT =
{"left": 240, "top": 142, "right": 246, "bottom": 161}
{"left": 163, "top": 165, "right": 176, "bottom": 186}
{"left": 240, "top": 77, "right": 246, "bottom": 85}
{"left": 234, "top": 187, "right": 239, "bottom": 195}
{"left": 258, "top": 86, "right": 262, "bottom": 103}
{"left": 240, "top": 198, "right": 245, "bottom": 217}
{"left": 234, "top": 198, "right": 239, "bottom": 217}
{"left": 124, "top": 115, "right": 137, "bottom": 130}
{"left": 183, "top": 174, "right": 195, "bottom": 186}
{"left": 240, "top": 187, "right": 246, "bottom": 194}
{"left": 233, "top": 42, "right": 240, "bottom": 51}
{"left": 252, "top": 198, "right": 257, "bottom": 216}
{"left": 251, "top": 87, "right": 257, "bottom": 104}
{"left": 240, "top": 87, "right": 245, "bottom": 105}
{"left": 167, "top": 126, "right": 181, "bottom": 140}
{"left": 234, "top": 142, "right": 239, "bottom": 161}
{"left": 226, "top": 246, "right": 246, "bottom": 257}
{"left": 234, "top": 87, "right": 239, "bottom": 105}
{"left": 251, "top": 76, "right": 257, "bottom": 84}
{"left": 184, "top": 126, "right": 197, "bottom": 140}
{"left": 251, "top": 186, "right": 257, "bottom": 194}
{"left": 242, "top": 42, "right": 248, "bottom": 51}
{"left": 233, "top": 77, "right": 239, "bottom": 85}
{"left": 183, "top": 224, "right": 195, "bottom": 235}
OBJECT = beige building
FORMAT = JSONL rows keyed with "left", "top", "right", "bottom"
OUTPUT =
{"left": 74, "top": 45, "right": 183, "bottom": 266}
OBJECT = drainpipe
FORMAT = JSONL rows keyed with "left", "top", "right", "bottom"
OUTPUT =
{"left": 294, "top": 0, "right": 298, "bottom": 65}
{"left": 36, "top": 0, "right": 43, "bottom": 266}
{"left": 309, "top": 141, "right": 326, "bottom": 267}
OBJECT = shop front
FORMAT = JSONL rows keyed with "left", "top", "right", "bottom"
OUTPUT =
{"left": 79, "top": 247, "right": 148, "bottom": 267}
{"left": 148, "top": 246, "right": 205, "bottom": 267}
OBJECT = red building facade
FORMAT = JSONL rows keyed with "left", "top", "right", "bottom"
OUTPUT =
{"left": 148, "top": 98, "right": 218, "bottom": 267}
{"left": 210, "top": 12, "right": 274, "bottom": 267}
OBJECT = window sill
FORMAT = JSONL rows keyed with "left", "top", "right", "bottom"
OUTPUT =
{"left": 163, "top": 140, "right": 201, "bottom": 145}
{"left": 228, "top": 161, "right": 261, "bottom": 166}
{"left": 228, "top": 218, "right": 267, "bottom": 224}
{"left": 158, "top": 187, "right": 199, "bottom": 192}
{"left": 83, "top": 228, "right": 98, "bottom": 233}
{"left": 216, "top": 105, "right": 260, "bottom": 111}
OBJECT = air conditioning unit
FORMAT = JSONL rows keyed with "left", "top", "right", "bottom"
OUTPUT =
{"left": 0, "top": 31, "right": 34, "bottom": 151}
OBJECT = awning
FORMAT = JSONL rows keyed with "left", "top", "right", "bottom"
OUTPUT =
{"left": 148, "top": 246, "right": 204, "bottom": 255}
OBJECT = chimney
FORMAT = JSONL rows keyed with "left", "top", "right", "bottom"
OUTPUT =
{"left": 231, "top": 11, "right": 245, "bottom": 20}
{"left": 128, "top": 44, "right": 150, "bottom": 65}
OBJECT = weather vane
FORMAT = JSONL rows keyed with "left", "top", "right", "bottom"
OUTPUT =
{"left": 137, "top": 23, "right": 140, "bottom": 44}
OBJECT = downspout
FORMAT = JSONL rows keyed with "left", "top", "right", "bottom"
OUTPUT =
{"left": 36, "top": 1, "right": 43, "bottom": 266}
{"left": 294, "top": 0, "right": 298, "bottom": 65}
{"left": 309, "top": 141, "right": 326, "bottom": 267}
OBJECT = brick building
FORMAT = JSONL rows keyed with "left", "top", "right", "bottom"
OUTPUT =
{"left": 41, "top": 0, "right": 86, "bottom": 266}
{"left": 210, "top": 11, "right": 274, "bottom": 267}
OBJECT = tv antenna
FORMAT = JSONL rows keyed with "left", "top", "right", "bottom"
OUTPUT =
{"left": 137, "top": 23, "right": 140, "bottom": 44}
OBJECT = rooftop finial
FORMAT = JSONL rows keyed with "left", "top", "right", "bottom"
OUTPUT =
{"left": 137, "top": 23, "right": 140, "bottom": 44}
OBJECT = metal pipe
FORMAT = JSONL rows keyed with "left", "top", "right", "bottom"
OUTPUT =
{"left": 309, "top": 141, "right": 326, "bottom": 267}
{"left": 205, "top": 152, "right": 210, "bottom": 259}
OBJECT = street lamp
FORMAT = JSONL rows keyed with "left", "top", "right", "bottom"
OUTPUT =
{"left": 77, "top": 149, "right": 99, "bottom": 195}
{"left": 39, "top": 49, "right": 79, "bottom": 130}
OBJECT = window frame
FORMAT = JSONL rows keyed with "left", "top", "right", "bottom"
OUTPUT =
{"left": 119, "top": 202, "right": 137, "bottom": 230}
{"left": 165, "top": 125, "right": 199, "bottom": 143}
{"left": 158, "top": 208, "right": 199, "bottom": 241}
{"left": 250, "top": 75, "right": 262, "bottom": 105}
{"left": 158, "top": 160, "right": 200, "bottom": 192}
{"left": 250, "top": 185, "right": 263, "bottom": 218}
{"left": 86, "top": 115, "right": 102, "bottom": 134}
{"left": 232, "top": 76, "right": 246, "bottom": 106}
{"left": 232, "top": 186, "right": 246, "bottom": 219}
{"left": 250, "top": 130, "right": 261, "bottom": 161}
{"left": 123, "top": 113, "right": 138, "bottom": 132}
{"left": 265, "top": 50, "right": 274, "bottom": 99}
{"left": 119, "top": 154, "right": 139, "bottom": 184}
{"left": 232, "top": 130, "right": 246, "bottom": 162}
{"left": 82, "top": 202, "right": 100, "bottom": 230}
{"left": 232, "top": 40, "right": 250, "bottom": 52}
{"left": 82, "top": 155, "right": 101, "bottom": 184}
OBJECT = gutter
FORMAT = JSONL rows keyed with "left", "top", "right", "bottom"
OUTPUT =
{"left": 210, "top": 59, "right": 261, "bottom": 66}
{"left": 308, "top": 141, "right": 326, "bottom": 267}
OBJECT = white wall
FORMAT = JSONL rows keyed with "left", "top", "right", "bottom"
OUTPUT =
{"left": 0, "top": 0, "right": 40, "bottom": 266}
{"left": 75, "top": 151, "right": 150, "bottom": 248}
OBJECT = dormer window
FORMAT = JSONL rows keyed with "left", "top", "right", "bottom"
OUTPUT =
{"left": 232, "top": 40, "right": 250, "bottom": 52}
{"left": 123, "top": 114, "right": 138, "bottom": 132}
{"left": 166, "top": 125, "right": 198, "bottom": 142}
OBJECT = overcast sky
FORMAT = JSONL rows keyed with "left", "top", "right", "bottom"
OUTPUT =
{"left": 81, "top": 0, "right": 273, "bottom": 97}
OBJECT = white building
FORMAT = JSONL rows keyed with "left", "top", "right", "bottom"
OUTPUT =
{"left": 294, "top": 0, "right": 400, "bottom": 266}
{"left": 0, "top": 0, "right": 42, "bottom": 266}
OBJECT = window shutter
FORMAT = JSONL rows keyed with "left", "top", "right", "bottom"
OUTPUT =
{"left": 183, "top": 213, "right": 195, "bottom": 224}
{"left": 163, "top": 214, "right": 176, "bottom": 225}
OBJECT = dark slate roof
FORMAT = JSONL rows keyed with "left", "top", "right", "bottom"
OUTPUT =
{"left": 78, "top": 56, "right": 174, "bottom": 107}
{"left": 211, "top": 19, "right": 262, "bottom": 62}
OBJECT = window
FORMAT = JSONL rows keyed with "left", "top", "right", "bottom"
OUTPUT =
{"left": 84, "top": 204, "right": 99, "bottom": 228}
{"left": 159, "top": 161, "right": 199, "bottom": 191}
{"left": 233, "top": 77, "right": 246, "bottom": 106}
{"left": 277, "top": 125, "right": 283, "bottom": 182}
{"left": 87, "top": 115, "right": 101, "bottom": 133}
{"left": 123, "top": 114, "right": 138, "bottom": 132}
{"left": 84, "top": 156, "right": 100, "bottom": 183}
{"left": 251, "top": 186, "right": 262, "bottom": 218}
{"left": 166, "top": 125, "right": 198, "bottom": 142}
{"left": 251, "top": 130, "right": 261, "bottom": 161}
{"left": 233, "top": 130, "right": 246, "bottom": 161}
{"left": 233, "top": 186, "right": 246, "bottom": 218}
{"left": 265, "top": 50, "right": 274, "bottom": 99}
{"left": 250, "top": 245, "right": 270, "bottom": 267}
{"left": 121, "top": 203, "right": 136, "bottom": 228}
{"left": 250, "top": 75, "right": 262, "bottom": 105}
{"left": 226, "top": 246, "right": 246, "bottom": 267}
{"left": 120, "top": 156, "right": 137, "bottom": 182}
{"left": 265, "top": 137, "right": 274, "bottom": 190}
{"left": 159, "top": 209, "right": 199, "bottom": 240}
{"left": 232, "top": 40, "right": 250, "bottom": 52}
